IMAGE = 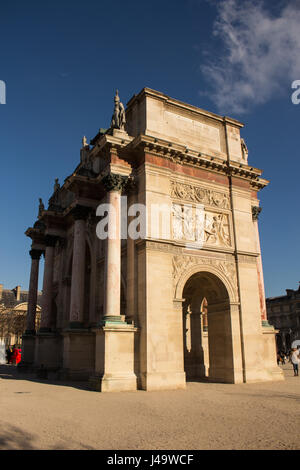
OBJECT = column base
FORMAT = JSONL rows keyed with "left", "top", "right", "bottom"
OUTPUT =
{"left": 19, "top": 333, "right": 36, "bottom": 369}
{"left": 61, "top": 329, "right": 95, "bottom": 381}
{"left": 243, "top": 365, "right": 284, "bottom": 383}
{"left": 89, "top": 373, "right": 137, "bottom": 392}
{"left": 255, "top": 324, "right": 285, "bottom": 383}
{"left": 185, "top": 364, "right": 207, "bottom": 381}
{"left": 35, "top": 332, "right": 63, "bottom": 371}
{"left": 208, "top": 367, "right": 244, "bottom": 384}
{"left": 139, "top": 371, "right": 186, "bottom": 391}
{"left": 99, "top": 315, "right": 127, "bottom": 326}
{"left": 91, "top": 323, "right": 138, "bottom": 392}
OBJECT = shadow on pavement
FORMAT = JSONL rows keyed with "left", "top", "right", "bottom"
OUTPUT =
{"left": 0, "top": 364, "right": 90, "bottom": 391}
{"left": 0, "top": 423, "right": 37, "bottom": 450}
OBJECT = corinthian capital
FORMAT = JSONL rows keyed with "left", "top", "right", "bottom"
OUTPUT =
{"left": 29, "top": 249, "right": 44, "bottom": 260}
{"left": 101, "top": 173, "right": 128, "bottom": 192}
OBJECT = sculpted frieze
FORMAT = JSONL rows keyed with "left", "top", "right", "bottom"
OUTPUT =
{"left": 171, "top": 181, "right": 230, "bottom": 209}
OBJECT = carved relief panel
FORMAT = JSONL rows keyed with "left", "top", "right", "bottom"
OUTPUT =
{"left": 171, "top": 181, "right": 232, "bottom": 249}
{"left": 172, "top": 203, "right": 231, "bottom": 247}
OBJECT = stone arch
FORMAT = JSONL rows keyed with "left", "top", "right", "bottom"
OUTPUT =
{"left": 175, "top": 262, "right": 237, "bottom": 304}
{"left": 181, "top": 268, "right": 243, "bottom": 384}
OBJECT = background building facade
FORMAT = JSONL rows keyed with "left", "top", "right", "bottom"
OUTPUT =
{"left": 0, "top": 284, "right": 42, "bottom": 346}
{"left": 267, "top": 284, "right": 300, "bottom": 352}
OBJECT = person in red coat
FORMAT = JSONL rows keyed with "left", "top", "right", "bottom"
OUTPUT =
{"left": 11, "top": 346, "right": 21, "bottom": 365}
{"left": 15, "top": 348, "right": 21, "bottom": 365}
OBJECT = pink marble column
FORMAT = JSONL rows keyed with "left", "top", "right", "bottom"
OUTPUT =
{"left": 40, "top": 236, "right": 57, "bottom": 331}
{"left": 25, "top": 249, "right": 43, "bottom": 334}
{"left": 104, "top": 190, "right": 121, "bottom": 321}
{"left": 126, "top": 191, "right": 135, "bottom": 322}
{"left": 253, "top": 207, "right": 267, "bottom": 322}
{"left": 69, "top": 207, "right": 88, "bottom": 327}
{"left": 101, "top": 173, "right": 127, "bottom": 323}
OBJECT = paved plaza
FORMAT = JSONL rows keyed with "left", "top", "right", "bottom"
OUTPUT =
{"left": 0, "top": 364, "right": 299, "bottom": 450}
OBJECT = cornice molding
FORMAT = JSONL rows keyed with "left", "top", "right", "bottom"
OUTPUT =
{"left": 128, "top": 134, "right": 268, "bottom": 190}
{"left": 126, "top": 87, "right": 244, "bottom": 128}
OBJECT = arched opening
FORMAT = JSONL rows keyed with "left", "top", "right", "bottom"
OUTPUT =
{"left": 182, "top": 271, "right": 235, "bottom": 383}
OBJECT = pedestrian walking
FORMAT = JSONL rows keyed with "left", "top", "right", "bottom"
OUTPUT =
{"left": 291, "top": 348, "right": 300, "bottom": 376}
{"left": 10, "top": 345, "right": 21, "bottom": 365}
{"left": 277, "top": 352, "right": 281, "bottom": 365}
{"left": 6, "top": 346, "right": 12, "bottom": 364}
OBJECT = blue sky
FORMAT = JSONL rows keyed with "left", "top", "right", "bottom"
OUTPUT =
{"left": 0, "top": 0, "right": 299, "bottom": 297}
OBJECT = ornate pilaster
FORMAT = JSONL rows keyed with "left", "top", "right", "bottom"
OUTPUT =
{"left": 252, "top": 205, "right": 268, "bottom": 322}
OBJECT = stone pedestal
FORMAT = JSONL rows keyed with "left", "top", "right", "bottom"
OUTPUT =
{"left": 34, "top": 332, "right": 62, "bottom": 374}
{"left": 18, "top": 334, "right": 36, "bottom": 371}
{"left": 90, "top": 323, "right": 137, "bottom": 392}
{"left": 260, "top": 323, "right": 284, "bottom": 381}
{"left": 207, "top": 304, "right": 244, "bottom": 384}
{"left": 139, "top": 371, "right": 186, "bottom": 391}
{"left": 61, "top": 329, "right": 95, "bottom": 381}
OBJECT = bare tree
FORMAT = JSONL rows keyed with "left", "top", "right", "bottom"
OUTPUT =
{"left": 0, "top": 305, "right": 27, "bottom": 346}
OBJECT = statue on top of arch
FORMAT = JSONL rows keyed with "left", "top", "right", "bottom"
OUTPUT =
{"left": 110, "top": 90, "right": 126, "bottom": 131}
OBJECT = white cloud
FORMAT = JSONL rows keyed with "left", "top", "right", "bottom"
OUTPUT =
{"left": 201, "top": 0, "right": 300, "bottom": 114}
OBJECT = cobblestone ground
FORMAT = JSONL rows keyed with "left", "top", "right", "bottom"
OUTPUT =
{"left": 0, "top": 363, "right": 299, "bottom": 450}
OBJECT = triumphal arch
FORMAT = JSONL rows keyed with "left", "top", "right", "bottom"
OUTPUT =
{"left": 22, "top": 88, "right": 283, "bottom": 391}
